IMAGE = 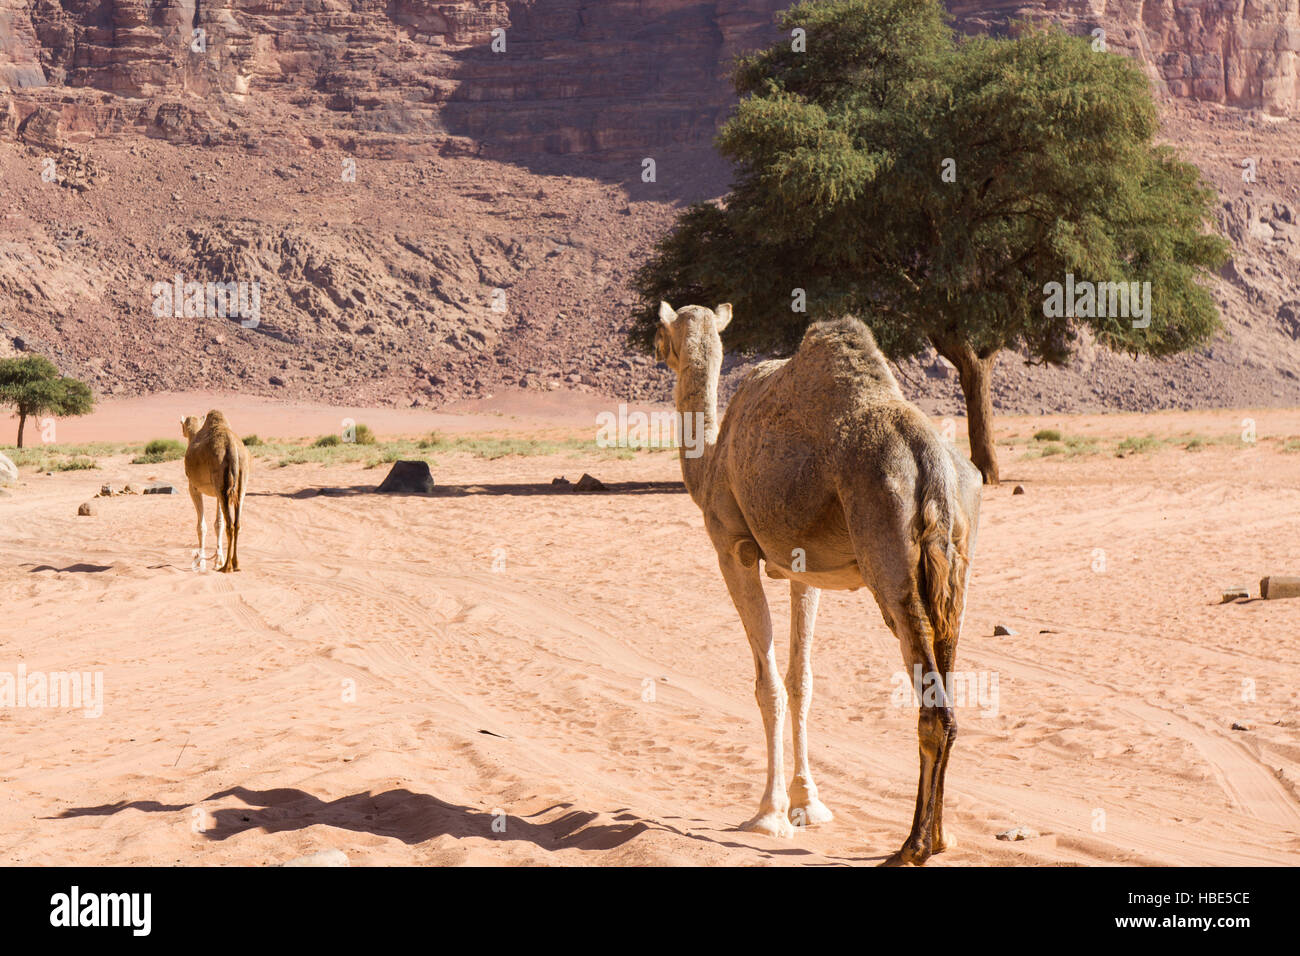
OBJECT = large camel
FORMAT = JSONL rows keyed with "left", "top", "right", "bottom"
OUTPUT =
{"left": 655, "top": 302, "right": 981, "bottom": 865}
{"left": 180, "top": 410, "right": 250, "bottom": 573}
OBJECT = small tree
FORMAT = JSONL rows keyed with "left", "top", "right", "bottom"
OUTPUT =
{"left": 0, "top": 355, "right": 95, "bottom": 447}
{"left": 630, "top": 0, "right": 1229, "bottom": 483}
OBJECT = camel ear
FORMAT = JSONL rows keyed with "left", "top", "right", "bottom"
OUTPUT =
{"left": 658, "top": 301, "right": 676, "bottom": 326}
{"left": 715, "top": 303, "right": 732, "bottom": 331}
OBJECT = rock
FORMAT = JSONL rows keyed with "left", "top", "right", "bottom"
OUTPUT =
{"left": 993, "top": 624, "right": 1016, "bottom": 636}
{"left": 1012, "top": 484, "right": 1025, "bottom": 495}
{"left": 551, "top": 476, "right": 572, "bottom": 489}
{"left": 124, "top": 482, "right": 145, "bottom": 495}
{"left": 0, "top": 452, "right": 17, "bottom": 487}
{"left": 1221, "top": 587, "right": 1251, "bottom": 603}
{"left": 99, "top": 483, "right": 122, "bottom": 497}
{"left": 77, "top": 500, "right": 96, "bottom": 516}
{"left": 143, "top": 482, "right": 178, "bottom": 495}
{"left": 376, "top": 460, "right": 434, "bottom": 494}
{"left": 269, "top": 375, "right": 285, "bottom": 387}
{"left": 1231, "top": 721, "right": 1252, "bottom": 731}
{"left": 281, "top": 849, "right": 349, "bottom": 868}
{"left": 1260, "top": 575, "right": 1300, "bottom": 600}
{"left": 574, "top": 473, "right": 607, "bottom": 492}
{"left": 996, "top": 826, "right": 1040, "bottom": 841}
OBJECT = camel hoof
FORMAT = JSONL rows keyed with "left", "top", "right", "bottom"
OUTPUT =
{"left": 742, "top": 810, "right": 795, "bottom": 838}
{"left": 789, "top": 799, "right": 834, "bottom": 828}
{"left": 879, "top": 842, "right": 930, "bottom": 867}
{"left": 932, "top": 828, "right": 957, "bottom": 853}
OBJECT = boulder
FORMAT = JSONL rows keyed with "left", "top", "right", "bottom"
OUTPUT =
{"left": 376, "top": 460, "right": 434, "bottom": 494}
{"left": 143, "top": 482, "right": 178, "bottom": 495}
{"left": 574, "top": 473, "right": 607, "bottom": 492}
{"left": 77, "top": 500, "right": 96, "bottom": 516}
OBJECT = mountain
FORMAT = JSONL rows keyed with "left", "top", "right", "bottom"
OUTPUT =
{"left": 2, "top": 1, "right": 1299, "bottom": 414}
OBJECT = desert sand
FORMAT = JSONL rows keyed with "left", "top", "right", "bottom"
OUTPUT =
{"left": 1, "top": 396, "right": 1299, "bottom": 866}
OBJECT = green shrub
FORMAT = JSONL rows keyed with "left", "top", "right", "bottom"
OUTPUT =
{"left": 54, "top": 456, "right": 97, "bottom": 471}
{"left": 313, "top": 434, "right": 342, "bottom": 448}
{"left": 353, "top": 423, "right": 377, "bottom": 445}
{"left": 132, "top": 438, "right": 184, "bottom": 464}
{"left": 1033, "top": 428, "right": 1062, "bottom": 442}
{"left": 242, "top": 434, "right": 262, "bottom": 447}
{"left": 1117, "top": 436, "right": 1160, "bottom": 456}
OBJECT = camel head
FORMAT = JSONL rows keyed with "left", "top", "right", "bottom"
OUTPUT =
{"left": 654, "top": 301, "right": 732, "bottom": 376}
{"left": 180, "top": 415, "right": 205, "bottom": 441}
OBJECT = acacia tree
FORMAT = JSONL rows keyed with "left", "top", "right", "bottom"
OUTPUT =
{"left": 630, "top": 0, "right": 1229, "bottom": 483}
{"left": 0, "top": 355, "right": 95, "bottom": 447}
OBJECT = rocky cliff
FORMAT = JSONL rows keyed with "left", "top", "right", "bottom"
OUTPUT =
{"left": 0, "top": 0, "right": 791, "bottom": 158}
{"left": 5, "top": 2, "right": 1300, "bottom": 155}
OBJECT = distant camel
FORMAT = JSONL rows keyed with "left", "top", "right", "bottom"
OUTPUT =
{"left": 655, "top": 302, "right": 981, "bottom": 865}
{"left": 180, "top": 410, "right": 250, "bottom": 573}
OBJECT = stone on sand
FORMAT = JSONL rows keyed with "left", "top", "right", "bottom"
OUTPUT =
{"left": 77, "top": 500, "right": 96, "bottom": 516}
{"left": 996, "top": 826, "right": 1039, "bottom": 841}
{"left": 574, "top": 473, "right": 607, "bottom": 492}
{"left": 376, "top": 459, "right": 434, "bottom": 494}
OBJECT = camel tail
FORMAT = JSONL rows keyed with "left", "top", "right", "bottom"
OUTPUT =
{"left": 917, "top": 455, "right": 970, "bottom": 653}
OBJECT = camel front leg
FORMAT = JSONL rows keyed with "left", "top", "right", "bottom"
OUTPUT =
{"left": 717, "top": 550, "right": 793, "bottom": 838}
{"left": 189, "top": 487, "right": 206, "bottom": 570}
{"left": 787, "top": 581, "right": 832, "bottom": 828}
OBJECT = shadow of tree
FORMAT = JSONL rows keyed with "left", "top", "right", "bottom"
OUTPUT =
{"left": 251, "top": 480, "right": 685, "bottom": 499}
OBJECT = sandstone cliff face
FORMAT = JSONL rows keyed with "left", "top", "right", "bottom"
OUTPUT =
{"left": 1, "top": 1, "right": 790, "bottom": 156}
{"left": 948, "top": 0, "right": 1300, "bottom": 115}
{"left": 5, "top": 2, "right": 1300, "bottom": 154}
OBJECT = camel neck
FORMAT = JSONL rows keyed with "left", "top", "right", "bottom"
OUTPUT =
{"left": 673, "top": 360, "right": 719, "bottom": 503}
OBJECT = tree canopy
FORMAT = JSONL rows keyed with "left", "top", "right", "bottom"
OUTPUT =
{"left": 0, "top": 354, "right": 95, "bottom": 448}
{"left": 631, "top": 0, "right": 1230, "bottom": 482}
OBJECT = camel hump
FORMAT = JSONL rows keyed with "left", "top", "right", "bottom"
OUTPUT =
{"left": 801, "top": 316, "right": 881, "bottom": 354}
{"left": 204, "top": 409, "right": 229, "bottom": 428}
{"left": 794, "top": 317, "right": 902, "bottom": 400}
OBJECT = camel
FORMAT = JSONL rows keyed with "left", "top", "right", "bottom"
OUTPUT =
{"left": 180, "top": 410, "right": 250, "bottom": 573}
{"left": 654, "top": 302, "right": 981, "bottom": 865}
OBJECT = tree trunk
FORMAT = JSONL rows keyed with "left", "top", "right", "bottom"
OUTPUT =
{"left": 937, "top": 340, "right": 1000, "bottom": 485}
{"left": 16, "top": 411, "right": 26, "bottom": 449}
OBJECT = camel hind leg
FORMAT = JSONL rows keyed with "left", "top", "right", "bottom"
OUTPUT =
{"left": 786, "top": 581, "right": 832, "bottom": 827}
{"left": 216, "top": 478, "right": 236, "bottom": 573}
{"left": 879, "top": 583, "right": 953, "bottom": 866}
{"left": 849, "top": 495, "right": 955, "bottom": 866}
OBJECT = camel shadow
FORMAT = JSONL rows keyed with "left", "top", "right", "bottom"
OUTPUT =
{"left": 53, "top": 785, "right": 842, "bottom": 859}
{"left": 25, "top": 562, "right": 112, "bottom": 573}
{"left": 56, "top": 786, "right": 650, "bottom": 851}
{"left": 252, "top": 481, "right": 686, "bottom": 499}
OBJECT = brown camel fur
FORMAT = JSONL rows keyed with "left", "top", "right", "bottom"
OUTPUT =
{"left": 655, "top": 302, "right": 981, "bottom": 865}
{"left": 180, "top": 410, "right": 250, "bottom": 573}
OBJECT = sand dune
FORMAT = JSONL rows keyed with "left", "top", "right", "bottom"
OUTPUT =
{"left": 1, "top": 403, "right": 1299, "bottom": 865}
